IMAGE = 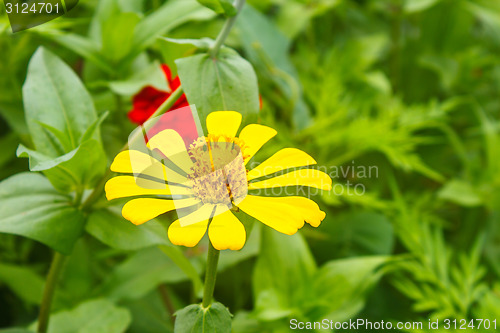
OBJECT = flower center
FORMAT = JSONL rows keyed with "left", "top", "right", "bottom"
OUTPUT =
{"left": 187, "top": 134, "right": 249, "bottom": 206}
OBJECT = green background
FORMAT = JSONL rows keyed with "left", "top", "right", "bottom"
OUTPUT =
{"left": 0, "top": 0, "right": 499, "bottom": 332}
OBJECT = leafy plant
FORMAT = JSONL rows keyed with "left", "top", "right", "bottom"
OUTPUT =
{"left": 0, "top": 0, "right": 499, "bottom": 332}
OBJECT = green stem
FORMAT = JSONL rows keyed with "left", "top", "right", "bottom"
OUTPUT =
{"left": 390, "top": 0, "right": 402, "bottom": 93}
{"left": 80, "top": 86, "right": 184, "bottom": 211}
{"left": 38, "top": 252, "right": 66, "bottom": 333}
{"left": 151, "top": 86, "right": 184, "bottom": 119}
{"left": 72, "top": 186, "right": 83, "bottom": 206}
{"left": 80, "top": 173, "right": 110, "bottom": 211}
{"left": 158, "top": 284, "right": 176, "bottom": 325}
{"left": 209, "top": 0, "right": 246, "bottom": 58}
{"left": 202, "top": 242, "right": 220, "bottom": 308}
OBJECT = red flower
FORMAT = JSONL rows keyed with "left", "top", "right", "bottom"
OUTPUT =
{"left": 128, "top": 64, "right": 189, "bottom": 125}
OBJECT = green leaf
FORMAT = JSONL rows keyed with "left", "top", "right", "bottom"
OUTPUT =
{"left": 404, "top": 0, "right": 441, "bottom": 13}
{"left": 38, "top": 299, "right": 131, "bottom": 333}
{"left": 159, "top": 245, "right": 204, "bottom": 297}
{"left": 466, "top": 1, "right": 500, "bottom": 46}
{"left": 79, "top": 110, "right": 108, "bottom": 143}
{"left": 438, "top": 179, "right": 483, "bottom": 207}
{"left": 253, "top": 228, "right": 316, "bottom": 298}
{"left": 17, "top": 111, "right": 108, "bottom": 192}
{"left": 48, "top": 0, "right": 214, "bottom": 69}
{"left": 161, "top": 37, "right": 215, "bottom": 50}
{"left": 311, "top": 256, "right": 389, "bottom": 321}
{"left": 0, "top": 330, "right": 34, "bottom": 333}
{"left": 313, "top": 211, "right": 394, "bottom": 258}
{"left": 23, "top": 47, "right": 98, "bottom": 156}
{"left": 108, "top": 61, "right": 169, "bottom": 96}
{"left": 35, "top": 31, "right": 113, "bottom": 73}
{"left": 17, "top": 139, "right": 106, "bottom": 192}
{"left": 474, "top": 286, "right": 500, "bottom": 319}
{"left": 237, "top": 5, "right": 311, "bottom": 129}
{"left": 117, "top": 0, "right": 146, "bottom": 13}
{"left": 420, "top": 54, "right": 459, "bottom": 89}
{"left": 197, "top": 0, "right": 237, "bottom": 16}
{"left": 0, "top": 263, "right": 44, "bottom": 304}
{"left": 58, "top": 239, "right": 94, "bottom": 306}
{"left": 174, "top": 302, "right": 232, "bottom": 333}
{"left": 86, "top": 208, "right": 170, "bottom": 251}
{"left": 101, "top": 12, "right": 140, "bottom": 64}
{"left": 252, "top": 228, "right": 316, "bottom": 320}
{"left": 122, "top": 291, "right": 174, "bottom": 333}
{"left": 131, "top": 0, "right": 214, "bottom": 57}
{"left": 275, "top": 0, "right": 342, "bottom": 39}
{"left": 17, "top": 144, "right": 79, "bottom": 172}
{"left": 99, "top": 247, "right": 200, "bottom": 302}
{"left": 0, "top": 173, "right": 85, "bottom": 254}
{"left": 36, "top": 121, "right": 74, "bottom": 154}
{"left": 176, "top": 48, "right": 260, "bottom": 123}
{"left": 88, "top": 0, "right": 121, "bottom": 44}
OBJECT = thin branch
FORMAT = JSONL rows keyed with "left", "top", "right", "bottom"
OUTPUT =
{"left": 209, "top": 0, "right": 246, "bottom": 58}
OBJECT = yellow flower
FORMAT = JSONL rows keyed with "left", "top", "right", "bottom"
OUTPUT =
{"left": 105, "top": 111, "right": 331, "bottom": 250}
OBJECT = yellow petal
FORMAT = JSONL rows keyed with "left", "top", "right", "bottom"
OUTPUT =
{"left": 110, "top": 150, "right": 187, "bottom": 183}
{"left": 268, "top": 196, "right": 326, "bottom": 227}
{"left": 147, "top": 129, "right": 193, "bottom": 172}
{"left": 248, "top": 169, "right": 332, "bottom": 191}
{"left": 168, "top": 219, "right": 208, "bottom": 247}
{"left": 207, "top": 111, "right": 242, "bottom": 137}
{"left": 237, "top": 195, "right": 305, "bottom": 235}
{"left": 178, "top": 203, "right": 215, "bottom": 227}
{"left": 247, "top": 148, "right": 317, "bottom": 180}
{"left": 105, "top": 175, "right": 192, "bottom": 200}
{"left": 238, "top": 124, "right": 277, "bottom": 164}
{"left": 110, "top": 150, "right": 156, "bottom": 173}
{"left": 208, "top": 209, "right": 246, "bottom": 250}
{"left": 122, "top": 197, "right": 201, "bottom": 225}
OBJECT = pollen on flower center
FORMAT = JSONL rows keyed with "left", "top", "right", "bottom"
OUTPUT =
{"left": 187, "top": 134, "right": 248, "bottom": 206}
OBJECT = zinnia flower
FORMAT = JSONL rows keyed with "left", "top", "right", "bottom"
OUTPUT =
{"left": 127, "top": 64, "right": 188, "bottom": 125}
{"left": 105, "top": 111, "right": 331, "bottom": 250}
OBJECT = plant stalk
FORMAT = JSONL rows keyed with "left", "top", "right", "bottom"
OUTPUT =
{"left": 202, "top": 242, "right": 220, "bottom": 308}
{"left": 37, "top": 252, "right": 66, "bottom": 333}
{"left": 151, "top": 85, "right": 184, "bottom": 119}
{"left": 158, "top": 284, "right": 176, "bottom": 325}
{"left": 209, "top": 0, "right": 246, "bottom": 58}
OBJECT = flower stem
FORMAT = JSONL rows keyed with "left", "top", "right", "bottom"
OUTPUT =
{"left": 152, "top": 86, "right": 184, "bottom": 118}
{"left": 202, "top": 241, "right": 220, "bottom": 308}
{"left": 123, "top": 85, "right": 183, "bottom": 150}
{"left": 209, "top": 0, "right": 246, "bottom": 58}
{"left": 38, "top": 252, "right": 66, "bottom": 333}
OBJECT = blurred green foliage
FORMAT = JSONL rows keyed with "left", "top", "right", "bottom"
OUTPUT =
{"left": 0, "top": 0, "right": 500, "bottom": 332}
